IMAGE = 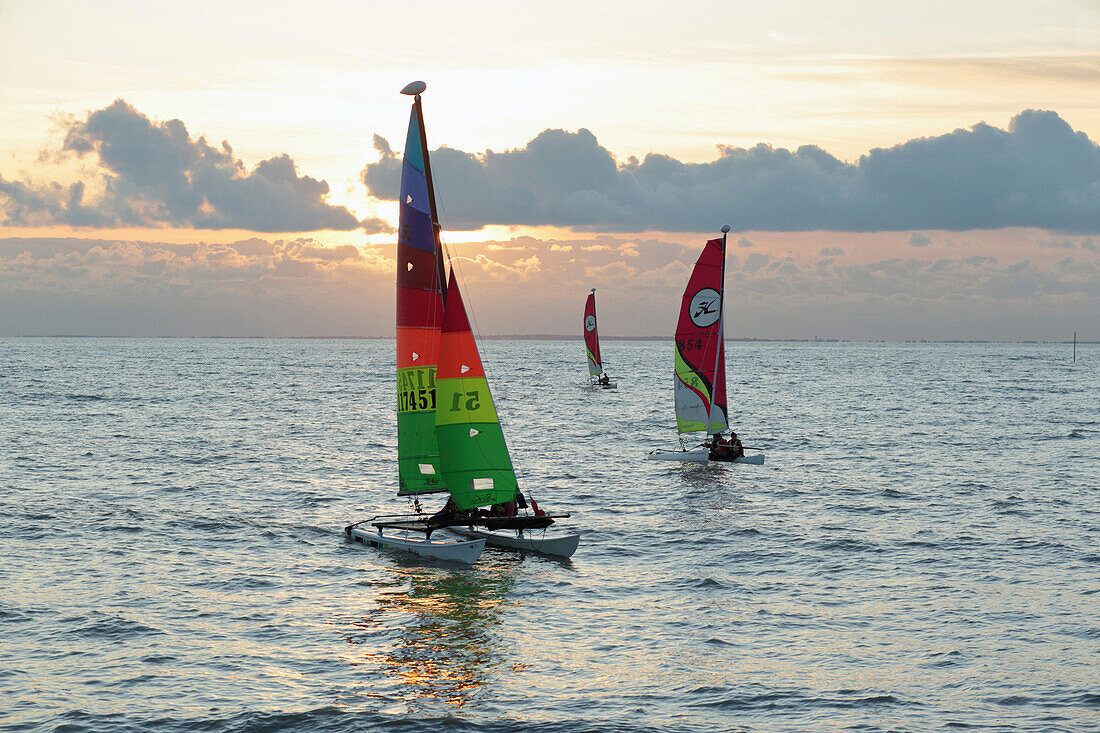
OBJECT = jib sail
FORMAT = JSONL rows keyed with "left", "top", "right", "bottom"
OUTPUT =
{"left": 434, "top": 270, "right": 520, "bottom": 511}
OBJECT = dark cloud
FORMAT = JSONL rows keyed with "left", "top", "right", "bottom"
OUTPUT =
{"left": 0, "top": 177, "right": 112, "bottom": 227}
{"left": 907, "top": 232, "right": 932, "bottom": 247}
{"left": 1037, "top": 237, "right": 1076, "bottom": 249}
{"left": 1, "top": 100, "right": 390, "bottom": 233}
{"left": 363, "top": 110, "right": 1100, "bottom": 233}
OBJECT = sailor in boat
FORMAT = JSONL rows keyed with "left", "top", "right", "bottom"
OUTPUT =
{"left": 428, "top": 497, "right": 477, "bottom": 526}
{"left": 431, "top": 491, "right": 526, "bottom": 525}
{"left": 428, "top": 497, "right": 458, "bottom": 526}
{"left": 598, "top": 373, "right": 610, "bottom": 386}
{"left": 487, "top": 491, "right": 529, "bottom": 518}
{"left": 489, "top": 498, "right": 518, "bottom": 517}
{"left": 709, "top": 432, "right": 745, "bottom": 461}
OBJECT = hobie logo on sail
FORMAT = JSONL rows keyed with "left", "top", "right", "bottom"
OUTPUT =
{"left": 689, "top": 288, "right": 721, "bottom": 328}
{"left": 585, "top": 315, "right": 596, "bottom": 332}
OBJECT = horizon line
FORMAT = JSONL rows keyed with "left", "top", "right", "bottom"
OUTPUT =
{"left": 3, "top": 335, "right": 1092, "bottom": 344}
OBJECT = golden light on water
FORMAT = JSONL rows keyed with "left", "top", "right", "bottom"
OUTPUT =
{"left": 341, "top": 563, "right": 518, "bottom": 708}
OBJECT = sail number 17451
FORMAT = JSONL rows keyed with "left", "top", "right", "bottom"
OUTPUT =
{"left": 397, "top": 367, "right": 437, "bottom": 413}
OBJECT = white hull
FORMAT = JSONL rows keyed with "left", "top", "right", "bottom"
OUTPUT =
{"left": 647, "top": 446, "right": 710, "bottom": 462}
{"left": 582, "top": 382, "right": 617, "bottom": 390}
{"left": 646, "top": 447, "right": 765, "bottom": 465}
{"left": 452, "top": 527, "right": 581, "bottom": 558}
{"left": 347, "top": 525, "right": 484, "bottom": 564}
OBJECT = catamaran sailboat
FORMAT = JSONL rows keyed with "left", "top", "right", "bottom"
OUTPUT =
{"left": 345, "top": 81, "right": 579, "bottom": 562}
{"left": 646, "top": 225, "right": 764, "bottom": 464}
{"left": 582, "top": 288, "right": 616, "bottom": 389}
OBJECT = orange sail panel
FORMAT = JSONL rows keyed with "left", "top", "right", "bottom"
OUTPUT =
{"left": 435, "top": 271, "right": 519, "bottom": 511}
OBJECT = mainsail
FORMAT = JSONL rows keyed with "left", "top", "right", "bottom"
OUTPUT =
{"left": 584, "top": 289, "right": 602, "bottom": 376}
{"left": 674, "top": 237, "right": 728, "bottom": 434}
{"left": 435, "top": 270, "right": 520, "bottom": 511}
{"left": 396, "top": 93, "right": 447, "bottom": 495}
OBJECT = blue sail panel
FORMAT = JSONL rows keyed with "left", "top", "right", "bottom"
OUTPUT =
{"left": 400, "top": 157, "right": 431, "bottom": 219}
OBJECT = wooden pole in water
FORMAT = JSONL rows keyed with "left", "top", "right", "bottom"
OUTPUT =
{"left": 1073, "top": 330, "right": 1076, "bottom": 362}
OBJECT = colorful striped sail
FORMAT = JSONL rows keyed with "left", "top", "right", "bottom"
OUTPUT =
{"left": 584, "top": 289, "right": 602, "bottom": 376}
{"left": 435, "top": 270, "right": 519, "bottom": 511}
{"left": 674, "top": 237, "right": 728, "bottom": 434}
{"left": 396, "top": 95, "right": 447, "bottom": 495}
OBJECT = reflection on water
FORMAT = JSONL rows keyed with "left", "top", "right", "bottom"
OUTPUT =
{"left": 344, "top": 555, "right": 520, "bottom": 708}
{"left": 675, "top": 461, "right": 749, "bottom": 521}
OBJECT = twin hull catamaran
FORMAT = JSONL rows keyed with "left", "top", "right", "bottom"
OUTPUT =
{"left": 647, "top": 226, "right": 764, "bottom": 465}
{"left": 345, "top": 81, "right": 579, "bottom": 562}
{"left": 583, "top": 288, "right": 616, "bottom": 389}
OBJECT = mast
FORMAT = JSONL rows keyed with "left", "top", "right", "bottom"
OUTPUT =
{"left": 708, "top": 224, "right": 730, "bottom": 435}
{"left": 396, "top": 81, "right": 447, "bottom": 495}
{"left": 413, "top": 91, "right": 446, "bottom": 301}
{"left": 592, "top": 287, "right": 599, "bottom": 377}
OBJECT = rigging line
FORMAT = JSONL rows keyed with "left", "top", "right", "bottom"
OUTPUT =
{"left": 433, "top": 192, "right": 517, "bottom": 490}
{"left": 430, "top": 153, "right": 532, "bottom": 510}
{"left": 432, "top": 180, "right": 495, "bottom": 387}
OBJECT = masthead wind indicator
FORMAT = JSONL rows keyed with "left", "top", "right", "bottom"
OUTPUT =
{"left": 401, "top": 81, "right": 427, "bottom": 96}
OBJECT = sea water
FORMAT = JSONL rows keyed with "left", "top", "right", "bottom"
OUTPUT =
{"left": 1, "top": 338, "right": 1097, "bottom": 732}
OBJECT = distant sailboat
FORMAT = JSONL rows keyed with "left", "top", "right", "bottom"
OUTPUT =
{"left": 583, "top": 288, "right": 616, "bottom": 389}
{"left": 647, "top": 225, "right": 764, "bottom": 464}
{"left": 346, "top": 82, "right": 579, "bottom": 561}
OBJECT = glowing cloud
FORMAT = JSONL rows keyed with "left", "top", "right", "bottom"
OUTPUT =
{"left": 0, "top": 100, "right": 390, "bottom": 233}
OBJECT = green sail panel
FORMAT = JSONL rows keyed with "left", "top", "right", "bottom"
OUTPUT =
{"left": 397, "top": 409, "right": 445, "bottom": 493}
{"left": 435, "top": 271, "right": 519, "bottom": 511}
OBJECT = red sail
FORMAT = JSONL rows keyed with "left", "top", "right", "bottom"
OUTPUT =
{"left": 583, "top": 290, "right": 602, "bottom": 375}
{"left": 673, "top": 237, "right": 728, "bottom": 434}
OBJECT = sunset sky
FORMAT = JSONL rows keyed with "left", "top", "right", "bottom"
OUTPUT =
{"left": 1, "top": 0, "right": 1098, "bottom": 339}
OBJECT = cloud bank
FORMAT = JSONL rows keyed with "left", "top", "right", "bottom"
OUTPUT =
{"left": 6, "top": 103, "right": 1099, "bottom": 236}
{"left": 0, "top": 236, "right": 394, "bottom": 337}
{"left": 2, "top": 233, "right": 1095, "bottom": 340}
{"left": 0, "top": 100, "right": 389, "bottom": 233}
{"left": 363, "top": 110, "right": 1100, "bottom": 233}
